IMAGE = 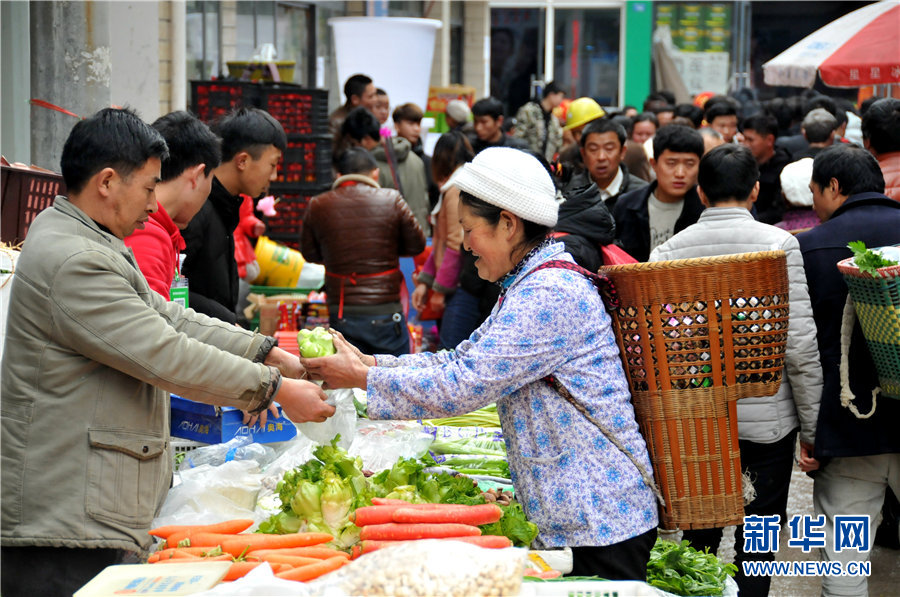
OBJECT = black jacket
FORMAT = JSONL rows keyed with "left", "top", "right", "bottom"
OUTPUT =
{"left": 556, "top": 177, "right": 616, "bottom": 272}
{"left": 797, "top": 192, "right": 900, "bottom": 461}
{"left": 755, "top": 146, "right": 792, "bottom": 225}
{"left": 181, "top": 177, "right": 241, "bottom": 323}
{"left": 611, "top": 181, "right": 705, "bottom": 262}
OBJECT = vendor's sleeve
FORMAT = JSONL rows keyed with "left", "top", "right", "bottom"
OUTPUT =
{"left": 51, "top": 251, "right": 273, "bottom": 411}
{"left": 367, "top": 276, "right": 574, "bottom": 420}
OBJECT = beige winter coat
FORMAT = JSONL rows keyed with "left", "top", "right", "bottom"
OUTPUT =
{"left": 1, "top": 197, "right": 276, "bottom": 554}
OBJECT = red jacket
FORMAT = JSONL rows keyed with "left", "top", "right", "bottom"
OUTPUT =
{"left": 234, "top": 194, "right": 264, "bottom": 279}
{"left": 124, "top": 202, "right": 185, "bottom": 298}
{"left": 878, "top": 151, "right": 900, "bottom": 202}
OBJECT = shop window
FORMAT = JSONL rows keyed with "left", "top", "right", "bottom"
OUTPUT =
{"left": 186, "top": 1, "right": 221, "bottom": 80}
{"left": 236, "top": 1, "right": 276, "bottom": 61}
{"left": 491, "top": 8, "right": 546, "bottom": 117}
{"left": 553, "top": 8, "right": 621, "bottom": 106}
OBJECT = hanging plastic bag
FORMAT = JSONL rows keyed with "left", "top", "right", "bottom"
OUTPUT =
{"left": 291, "top": 388, "right": 357, "bottom": 450}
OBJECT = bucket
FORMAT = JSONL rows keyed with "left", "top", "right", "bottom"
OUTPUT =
{"left": 329, "top": 17, "right": 441, "bottom": 113}
{"left": 254, "top": 235, "right": 306, "bottom": 287}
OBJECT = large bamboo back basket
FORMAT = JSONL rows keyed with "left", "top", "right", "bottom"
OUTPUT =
{"left": 601, "top": 251, "right": 789, "bottom": 530}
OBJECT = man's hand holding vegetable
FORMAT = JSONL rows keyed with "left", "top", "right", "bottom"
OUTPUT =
{"left": 244, "top": 345, "right": 318, "bottom": 426}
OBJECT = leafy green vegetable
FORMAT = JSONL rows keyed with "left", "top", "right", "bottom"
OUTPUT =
{"left": 422, "top": 404, "right": 501, "bottom": 427}
{"left": 422, "top": 452, "right": 511, "bottom": 478}
{"left": 479, "top": 502, "right": 538, "bottom": 547}
{"left": 646, "top": 539, "right": 737, "bottom": 596}
{"left": 297, "top": 327, "right": 336, "bottom": 358}
{"left": 849, "top": 241, "right": 898, "bottom": 278}
{"left": 429, "top": 435, "right": 507, "bottom": 456}
{"left": 259, "top": 435, "right": 370, "bottom": 548}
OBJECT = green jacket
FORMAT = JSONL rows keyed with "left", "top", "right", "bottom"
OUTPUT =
{"left": 373, "top": 137, "right": 431, "bottom": 236}
{"left": 1, "top": 197, "right": 276, "bottom": 554}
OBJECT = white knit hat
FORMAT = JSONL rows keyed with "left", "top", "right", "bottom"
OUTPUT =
{"left": 780, "top": 158, "right": 814, "bottom": 207}
{"left": 445, "top": 99, "right": 471, "bottom": 123}
{"left": 444, "top": 147, "right": 558, "bottom": 227}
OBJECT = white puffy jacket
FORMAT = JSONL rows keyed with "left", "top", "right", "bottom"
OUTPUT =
{"left": 650, "top": 207, "right": 822, "bottom": 445}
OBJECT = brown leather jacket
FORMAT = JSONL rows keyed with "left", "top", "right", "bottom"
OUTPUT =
{"left": 301, "top": 175, "right": 426, "bottom": 309}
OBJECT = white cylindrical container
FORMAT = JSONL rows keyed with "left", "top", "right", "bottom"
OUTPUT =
{"left": 329, "top": 17, "right": 442, "bottom": 113}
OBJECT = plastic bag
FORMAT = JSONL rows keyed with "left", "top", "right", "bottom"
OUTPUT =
{"left": 348, "top": 420, "right": 434, "bottom": 472}
{"left": 178, "top": 435, "right": 277, "bottom": 471}
{"left": 153, "top": 460, "right": 265, "bottom": 529}
{"left": 307, "top": 540, "right": 526, "bottom": 596}
{"left": 292, "top": 388, "right": 357, "bottom": 450}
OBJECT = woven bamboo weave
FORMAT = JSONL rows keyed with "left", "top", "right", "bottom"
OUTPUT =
{"left": 601, "top": 251, "right": 789, "bottom": 530}
{"left": 837, "top": 257, "right": 900, "bottom": 399}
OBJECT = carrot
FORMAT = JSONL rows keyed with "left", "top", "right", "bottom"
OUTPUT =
{"left": 275, "top": 556, "right": 347, "bottom": 582}
{"left": 392, "top": 504, "right": 502, "bottom": 526}
{"left": 350, "top": 544, "right": 364, "bottom": 560}
{"left": 218, "top": 532, "right": 334, "bottom": 557}
{"left": 223, "top": 561, "right": 265, "bottom": 581}
{"left": 351, "top": 503, "right": 467, "bottom": 526}
{"left": 355, "top": 534, "right": 511, "bottom": 555}
{"left": 246, "top": 546, "right": 350, "bottom": 560}
{"left": 370, "top": 497, "right": 412, "bottom": 506}
{"left": 248, "top": 554, "right": 321, "bottom": 567}
{"left": 148, "top": 546, "right": 222, "bottom": 562}
{"left": 359, "top": 523, "right": 481, "bottom": 541}
{"left": 154, "top": 554, "right": 233, "bottom": 563}
{"left": 150, "top": 519, "right": 254, "bottom": 540}
{"left": 179, "top": 532, "right": 243, "bottom": 548}
{"left": 523, "top": 569, "right": 562, "bottom": 579}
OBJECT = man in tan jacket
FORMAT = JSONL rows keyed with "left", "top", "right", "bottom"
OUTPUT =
{"left": 0, "top": 108, "right": 334, "bottom": 596}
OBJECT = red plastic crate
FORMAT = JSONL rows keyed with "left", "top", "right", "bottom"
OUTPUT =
{"left": 1, "top": 163, "right": 65, "bottom": 245}
{"left": 261, "top": 87, "right": 329, "bottom": 135}
{"left": 264, "top": 184, "right": 330, "bottom": 238}
{"left": 275, "top": 135, "right": 333, "bottom": 186}
{"left": 190, "top": 80, "right": 263, "bottom": 123}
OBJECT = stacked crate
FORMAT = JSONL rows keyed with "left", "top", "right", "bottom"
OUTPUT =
{"left": 191, "top": 82, "right": 332, "bottom": 250}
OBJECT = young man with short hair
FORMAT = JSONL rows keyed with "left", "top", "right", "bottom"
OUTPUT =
{"left": 470, "top": 96, "right": 529, "bottom": 154}
{"left": 613, "top": 125, "right": 705, "bottom": 261}
{"left": 651, "top": 144, "right": 823, "bottom": 596}
{"left": 575, "top": 118, "right": 648, "bottom": 211}
{"left": 0, "top": 108, "right": 332, "bottom": 596}
{"left": 393, "top": 102, "right": 440, "bottom": 210}
{"left": 704, "top": 98, "right": 739, "bottom": 143}
{"left": 182, "top": 107, "right": 286, "bottom": 323}
{"left": 740, "top": 113, "right": 792, "bottom": 224}
{"left": 513, "top": 80, "right": 565, "bottom": 162}
{"left": 328, "top": 73, "right": 377, "bottom": 139}
{"left": 125, "top": 111, "right": 221, "bottom": 299}
{"left": 797, "top": 144, "right": 900, "bottom": 597}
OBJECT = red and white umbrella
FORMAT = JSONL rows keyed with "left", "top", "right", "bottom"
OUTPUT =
{"left": 763, "top": 0, "right": 900, "bottom": 88}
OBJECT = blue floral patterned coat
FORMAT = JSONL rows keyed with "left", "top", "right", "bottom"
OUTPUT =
{"left": 368, "top": 242, "right": 659, "bottom": 548}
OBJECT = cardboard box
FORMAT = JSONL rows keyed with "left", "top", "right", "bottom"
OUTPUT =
{"left": 170, "top": 395, "right": 297, "bottom": 444}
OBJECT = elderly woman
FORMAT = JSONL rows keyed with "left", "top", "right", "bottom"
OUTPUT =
{"left": 303, "top": 147, "right": 658, "bottom": 580}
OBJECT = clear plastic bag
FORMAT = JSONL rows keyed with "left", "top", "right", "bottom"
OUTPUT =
{"left": 307, "top": 540, "right": 526, "bottom": 596}
{"left": 179, "top": 435, "right": 276, "bottom": 470}
{"left": 154, "top": 460, "right": 265, "bottom": 529}
{"left": 292, "top": 388, "right": 357, "bottom": 450}
{"left": 348, "top": 420, "right": 434, "bottom": 472}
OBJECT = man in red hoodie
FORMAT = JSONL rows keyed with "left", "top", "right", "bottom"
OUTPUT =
{"left": 125, "top": 111, "right": 221, "bottom": 299}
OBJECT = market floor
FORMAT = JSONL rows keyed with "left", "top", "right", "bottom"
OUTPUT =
{"left": 662, "top": 466, "right": 900, "bottom": 596}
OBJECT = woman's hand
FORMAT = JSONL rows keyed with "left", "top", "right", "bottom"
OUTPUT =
{"left": 301, "top": 332, "right": 372, "bottom": 389}
{"left": 412, "top": 282, "right": 429, "bottom": 313}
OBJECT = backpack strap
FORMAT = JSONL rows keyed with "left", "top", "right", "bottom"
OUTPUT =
{"left": 528, "top": 259, "right": 619, "bottom": 311}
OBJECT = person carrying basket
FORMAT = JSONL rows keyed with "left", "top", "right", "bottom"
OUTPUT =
{"left": 302, "top": 147, "right": 660, "bottom": 581}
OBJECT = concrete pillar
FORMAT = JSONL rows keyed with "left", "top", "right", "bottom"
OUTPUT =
{"left": 463, "top": 1, "right": 489, "bottom": 99}
{"left": 1, "top": 0, "right": 31, "bottom": 164}
{"left": 110, "top": 2, "right": 160, "bottom": 120}
{"left": 30, "top": 1, "right": 112, "bottom": 170}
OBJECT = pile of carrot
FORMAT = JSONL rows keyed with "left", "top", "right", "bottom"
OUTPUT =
{"left": 147, "top": 519, "right": 350, "bottom": 583}
{"left": 348, "top": 497, "right": 512, "bottom": 559}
